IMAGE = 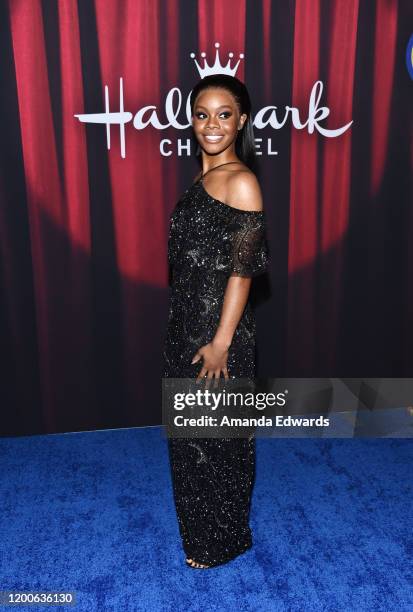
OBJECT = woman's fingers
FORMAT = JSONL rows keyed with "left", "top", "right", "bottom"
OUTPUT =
{"left": 204, "top": 369, "right": 214, "bottom": 389}
{"left": 212, "top": 369, "right": 222, "bottom": 388}
{"left": 196, "top": 361, "right": 229, "bottom": 385}
{"left": 196, "top": 366, "right": 208, "bottom": 383}
{"left": 203, "top": 368, "right": 227, "bottom": 389}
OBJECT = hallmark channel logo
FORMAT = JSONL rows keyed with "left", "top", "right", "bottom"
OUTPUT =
{"left": 74, "top": 42, "right": 353, "bottom": 159}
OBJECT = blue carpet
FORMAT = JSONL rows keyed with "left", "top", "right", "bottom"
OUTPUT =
{"left": 0, "top": 428, "right": 411, "bottom": 611}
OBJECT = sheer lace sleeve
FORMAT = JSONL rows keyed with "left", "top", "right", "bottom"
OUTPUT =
{"left": 214, "top": 211, "right": 270, "bottom": 278}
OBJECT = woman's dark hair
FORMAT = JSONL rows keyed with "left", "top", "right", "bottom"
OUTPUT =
{"left": 189, "top": 74, "right": 257, "bottom": 172}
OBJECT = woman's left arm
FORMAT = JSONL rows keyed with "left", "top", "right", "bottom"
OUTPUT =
{"left": 191, "top": 275, "right": 251, "bottom": 381}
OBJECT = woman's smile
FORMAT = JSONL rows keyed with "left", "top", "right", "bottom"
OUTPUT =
{"left": 204, "top": 134, "right": 225, "bottom": 143}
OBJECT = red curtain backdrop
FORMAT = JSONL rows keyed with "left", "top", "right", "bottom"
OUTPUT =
{"left": 0, "top": 0, "right": 412, "bottom": 435}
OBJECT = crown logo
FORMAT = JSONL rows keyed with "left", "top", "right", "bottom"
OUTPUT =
{"left": 190, "top": 42, "right": 244, "bottom": 78}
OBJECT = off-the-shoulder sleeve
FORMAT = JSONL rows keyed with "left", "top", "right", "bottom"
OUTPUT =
{"left": 214, "top": 211, "right": 270, "bottom": 278}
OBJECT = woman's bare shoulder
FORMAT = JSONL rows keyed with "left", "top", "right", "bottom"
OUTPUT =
{"left": 225, "top": 170, "right": 263, "bottom": 212}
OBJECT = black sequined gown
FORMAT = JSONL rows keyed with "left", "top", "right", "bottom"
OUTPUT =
{"left": 162, "top": 174, "right": 269, "bottom": 568}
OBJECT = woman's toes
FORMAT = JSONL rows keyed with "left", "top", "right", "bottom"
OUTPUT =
{"left": 185, "top": 557, "right": 210, "bottom": 568}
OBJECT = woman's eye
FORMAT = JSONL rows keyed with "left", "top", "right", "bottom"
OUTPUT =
{"left": 195, "top": 112, "right": 231, "bottom": 119}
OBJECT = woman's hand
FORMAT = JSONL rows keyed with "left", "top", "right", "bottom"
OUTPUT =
{"left": 191, "top": 338, "right": 230, "bottom": 384}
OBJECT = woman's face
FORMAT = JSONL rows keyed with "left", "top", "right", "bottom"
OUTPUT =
{"left": 192, "top": 87, "right": 247, "bottom": 156}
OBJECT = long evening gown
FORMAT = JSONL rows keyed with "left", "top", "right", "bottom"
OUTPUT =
{"left": 162, "top": 170, "right": 269, "bottom": 567}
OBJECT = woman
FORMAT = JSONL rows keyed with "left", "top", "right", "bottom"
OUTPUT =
{"left": 162, "top": 74, "right": 269, "bottom": 568}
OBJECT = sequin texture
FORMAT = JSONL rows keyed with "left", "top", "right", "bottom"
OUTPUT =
{"left": 162, "top": 177, "right": 270, "bottom": 568}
